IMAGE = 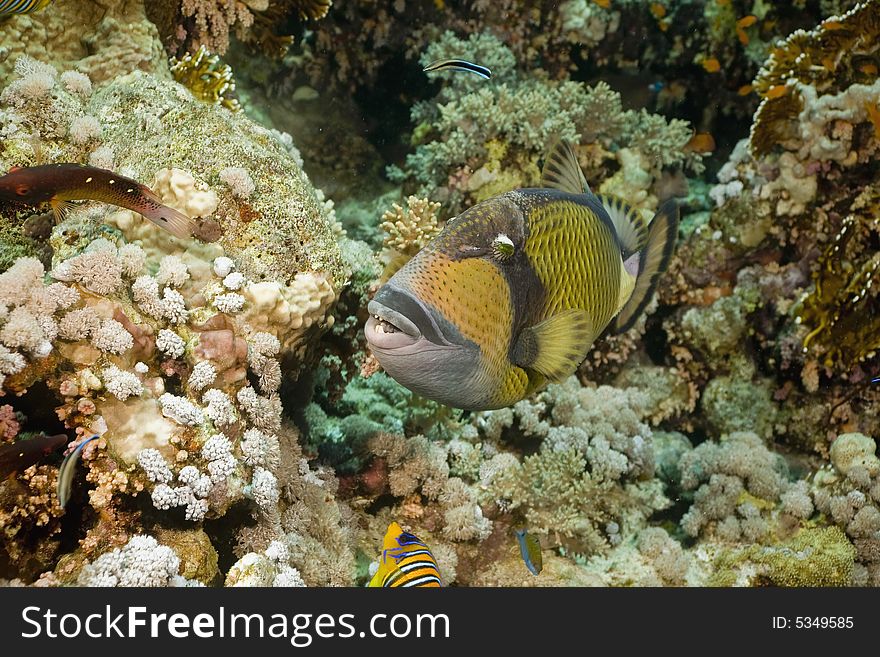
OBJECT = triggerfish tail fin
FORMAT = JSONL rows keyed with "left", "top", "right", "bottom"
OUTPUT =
{"left": 57, "top": 434, "right": 99, "bottom": 509}
{"left": 541, "top": 139, "right": 590, "bottom": 195}
{"left": 513, "top": 309, "right": 593, "bottom": 382}
{"left": 597, "top": 194, "right": 649, "bottom": 260}
{"left": 368, "top": 521, "right": 442, "bottom": 587}
{"left": 133, "top": 185, "right": 196, "bottom": 240}
{"left": 611, "top": 199, "right": 679, "bottom": 334}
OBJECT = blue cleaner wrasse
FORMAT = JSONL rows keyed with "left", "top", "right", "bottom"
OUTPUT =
{"left": 0, "top": 164, "right": 197, "bottom": 239}
{"left": 0, "top": 0, "right": 51, "bottom": 15}
{"left": 423, "top": 58, "right": 492, "bottom": 80}
{"left": 57, "top": 434, "right": 99, "bottom": 509}
{"left": 365, "top": 139, "right": 679, "bottom": 410}
{"left": 515, "top": 528, "right": 542, "bottom": 576}
{"left": 368, "top": 522, "right": 442, "bottom": 587}
{"left": 0, "top": 432, "right": 67, "bottom": 479}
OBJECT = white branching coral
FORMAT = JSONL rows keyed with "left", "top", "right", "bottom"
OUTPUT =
{"left": 203, "top": 388, "right": 236, "bottom": 426}
{"left": 219, "top": 167, "right": 255, "bottom": 199}
{"left": 156, "top": 255, "right": 190, "bottom": 288}
{"left": 236, "top": 386, "right": 281, "bottom": 432}
{"left": 249, "top": 466, "right": 280, "bottom": 511}
{"left": 131, "top": 276, "right": 163, "bottom": 318}
{"left": 137, "top": 448, "right": 173, "bottom": 484}
{"left": 222, "top": 272, "right": 245, "bottom": 290}
{"left": 69, "top": 115, "right": 102, "bottom": 144}
{"left": 160, "top": 288, "right": 189, "bottom": 324}
{"left": 58, "top": 308, "right": 101, "bottom": 340}
{"left": 156, "top": 329, "right": 186, "bottom": 358}
{"left": 91, "top": 319, "right": 134, "bottom": 354}
{"left": 187, "top": 361, "right": 216, "bottom": 391}
{"left": 61, "top": 70, "right": 92, "bottom": 97}
{"left": 214, "top": 292, "right": 245, "bottom": 314}
{"left": 202, "top": 434, "right": 236, "bottom": 483}
{"left": 159, "top": 393, "right": 204, "bottom": 426}
{"left": 213, "top": 256, "right": 235, "bottom": 278}
{"left": 76, "top": 535, "right": 198, "bottom": 587}
{"left": 240, "top": 428, "right": 281, "bottom": 470}
{"left": 102, "top": 365, "right": 143, "bottom": 400}
{"left": 54, "top": 248, "right": 122, "bottom": 295}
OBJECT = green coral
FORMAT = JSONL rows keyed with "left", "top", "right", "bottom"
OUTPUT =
{"left": 701, "top": 365, "right": 779, "bottom": 439}
{"left": 711, "top": 527, "right": 856, "bottom": 587}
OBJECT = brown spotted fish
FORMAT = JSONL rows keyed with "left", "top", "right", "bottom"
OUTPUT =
{"left": 0, "top": 432, "right": 67, "bottom": 479}
{"left": 0, "top": 164, "right": 197, "bottom": 239}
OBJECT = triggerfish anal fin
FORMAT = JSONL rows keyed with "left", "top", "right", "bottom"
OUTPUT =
{"left": 515, "top": 529, "right": 543, "bottom": 576}
{"left": 611, "top": 198, "right": 679, "bottom": 334}
{"left": 597, "top": 194, "right": 649, "bottom": 261}
{"left": 512, "top": 309, "right": 593, "bottom": 382}
{"left": 57, "top": 434, "right": 99, "bottom": 509}
{"left": 541, "top": 139, "right": 590, "bottom": 195}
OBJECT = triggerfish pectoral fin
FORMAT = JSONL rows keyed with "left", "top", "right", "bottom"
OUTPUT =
{"left": 512, "top": 309, "right": 593, "bottom": 382}
{"left": 611, "top": 199, "right": 679, "bottom": 333}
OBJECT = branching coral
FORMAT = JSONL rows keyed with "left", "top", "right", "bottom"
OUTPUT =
{"left": 170, "top": 45, "right": 241, "bottom": 112}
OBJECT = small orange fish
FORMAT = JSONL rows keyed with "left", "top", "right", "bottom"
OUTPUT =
{"left": 864, "top": 102, "right": 880, "bottom": 139}
{"left": 650, "top": 2, "right": 666, "bottom": 18}
{"left": 822, "top": 20, "right": 845, "bottom": 31}
{"left": 593, "top": 0, "right": 610, "bottom": 8}
{"left": 685, "top": 132, "right": 716, "bottom": 154}
{"left": 765, "top": 85, "right": 789, "bottom": 99}
{"left": 738, "top": 84, "right": 754, "bottom": 96}
{"left": 702, "top": 57, "right": 721, "bottom": 73}
{"left": 0, "top": 164, "right": 197, "bottom": 239}
{"left": 736, "top": 15, "right": 758, "bottom": 28}
{"left": 859, "top": 62, "right": 878, "bottom": 76}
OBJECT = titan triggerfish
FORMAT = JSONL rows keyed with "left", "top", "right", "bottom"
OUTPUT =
{"left": 365, "top": 140, "right": 679, "bottom": 410}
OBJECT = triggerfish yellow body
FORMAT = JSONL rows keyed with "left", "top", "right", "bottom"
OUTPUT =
{"left": 0, "top": 164, "right": 197, "bottom": 239}
{"left": 366, "top": 140, "right": 679, "bottom": 410}
{"left": 0, "top": 0, "right": 52, "bottom": 16}
{"left": 368, "top": 522, "right": 442, "bottom": 587}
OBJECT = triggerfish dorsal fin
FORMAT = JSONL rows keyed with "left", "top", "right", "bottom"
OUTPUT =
{"left": 611, "top": 199, "right": 679, "bottom": 334}
{"left": 513, "top": 309, "right": 593, "bottom": 382}
{"left": 541, "top": 139, "right": 590, "bottom": 195}
{"left": 597, "top": 194, "right": 648, "bottom": 260}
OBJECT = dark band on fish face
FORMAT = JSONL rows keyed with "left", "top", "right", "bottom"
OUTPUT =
{"left": 372, "top": 284, "right": 470, "bottom": 347}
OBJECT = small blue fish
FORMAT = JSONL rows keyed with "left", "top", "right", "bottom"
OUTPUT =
{"left": 515, "top": 528, "right": 542, "bottom": 576}
{"left": 57, "top": 434, "right": 99, "bottom": 509}
{"left": 0, "top": 0, "right": 52, "bottom": 15}
{"left": 648, "top": 81, "right": 665, "bottom": 93}
{"left": 423, "top": 58, "right": 492, "bottom": 80}
{"left": 872, "top": 376, "right": 880, "bottom": 383}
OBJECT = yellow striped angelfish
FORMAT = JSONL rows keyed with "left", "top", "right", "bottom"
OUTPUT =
{"left": 0, "top": 0, "right": 52, "bottom": 16}
{"left": 366, "top": 140, "right": 679, "bottom": 410}
{"left": 368, "top": 522, "right": 442, "bottom": 587}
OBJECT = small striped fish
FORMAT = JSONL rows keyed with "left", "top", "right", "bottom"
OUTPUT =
{"left": 423, "top": 58, "right": 492, "bottom": 80}
{"left": 0, "top": 0, "right": 52, "bottom": 16}
{"left": 368, "top": 522, "right": 442, "bottom": 587}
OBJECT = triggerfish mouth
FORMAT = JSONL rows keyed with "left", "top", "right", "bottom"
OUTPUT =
{"left": 366, "top": 139, "right": 679, "bottom": 411}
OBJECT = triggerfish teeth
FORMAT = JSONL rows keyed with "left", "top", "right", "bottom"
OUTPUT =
{"left": 364, "top": 139, "right": 679, "bottom": 411}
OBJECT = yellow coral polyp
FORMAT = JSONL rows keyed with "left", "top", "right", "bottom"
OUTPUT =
{"left": 170, "top": 46, "right": 241, "bottom": 113}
